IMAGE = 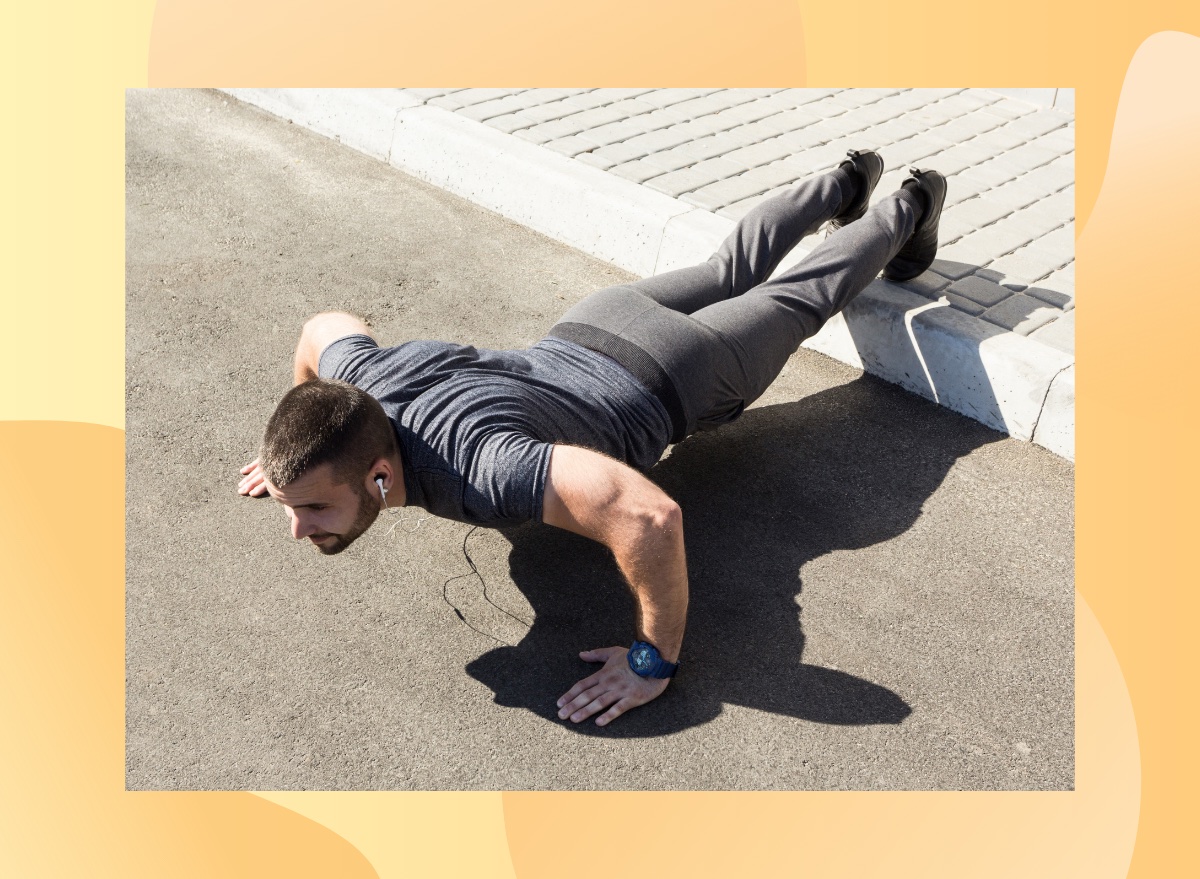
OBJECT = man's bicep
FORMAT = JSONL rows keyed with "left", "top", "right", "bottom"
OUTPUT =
{"left": 542, "top": 445, "right": 671, "bottom": 545}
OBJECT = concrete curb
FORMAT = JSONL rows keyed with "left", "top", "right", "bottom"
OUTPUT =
{"left": 222, "top": 88, "right": 1074, "bottom": 460}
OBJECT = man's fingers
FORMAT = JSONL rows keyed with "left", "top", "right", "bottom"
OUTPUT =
{"left": 557, "top": 673, "right": 601, "bottom": 710}
{"left": 558, "top": 681, "right": 603, "bottom": 719}
{"left": 238, "top": 459, "right": 270, "bottom": 497}
{"left": 239, "top": 462, "right": 265, "bottom": 493}
{"left": 595, "top": 697, "right": 635, "bottom": 727}
{"left": 569, "top": 690, "right": 622, "bottom": 724}
{"left": 238, "top": 474, "right": 266, "bottom": 496}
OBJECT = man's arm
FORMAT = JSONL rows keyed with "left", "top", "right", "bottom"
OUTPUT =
{"left": 238, "top": 312, "right": 375, "bottom": 497}
{"left": 542, "top": 444, "right": 688, "bottom": 726}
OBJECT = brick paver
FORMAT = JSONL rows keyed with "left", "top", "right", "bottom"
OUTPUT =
{"left": 645, "top": 157, "right": 745, "bottom": 198}
{"left": 395, "top": 87, "right": 1075, "bottom": 351}
{"left": 980, "top": 292, "right": 1062, "bottom": 335}
{"left": 893, "top": 271, "right": 951, "bottom": 300}
{"left": 987, "top": 246, "right": 1072, "bottom": 288}
{"left": 1030, "top": 309, "right": 1075, "bottom": 354}
{"left": 948, "top": 276, "right": 1014, "bottom": 309}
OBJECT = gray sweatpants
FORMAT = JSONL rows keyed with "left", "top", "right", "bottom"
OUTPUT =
{"left": 547, "top": 168, "right": 922, "bottom": 441}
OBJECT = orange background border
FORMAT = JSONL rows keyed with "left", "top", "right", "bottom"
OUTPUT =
{"left": 4, "top": 1, "right": 1198, "bottom": 876}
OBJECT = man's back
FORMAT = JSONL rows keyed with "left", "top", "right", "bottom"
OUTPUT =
{"left": 319, "top": 334, "right": 672, "bottom": 525}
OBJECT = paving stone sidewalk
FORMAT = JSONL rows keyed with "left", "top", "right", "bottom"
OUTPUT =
{"left": 407, "top": 87, "right": 1075, "bottom": 354}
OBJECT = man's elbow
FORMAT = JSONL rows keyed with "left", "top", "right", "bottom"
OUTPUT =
{"left": 300, "top": 311, "right": 363, "bottom": 344}
{"left": 294, "top": 311, "right": 372, "bottom": 383}
{"left": 603, "top": 497, "right": 682, "bottom": 561}
{"left": 638, "top": 498, "right": 683, "bottom": 541}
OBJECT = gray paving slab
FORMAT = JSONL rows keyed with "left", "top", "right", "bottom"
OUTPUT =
{"left": 942, "top": 292, "right": 986, "bottom": 316}
{"left": 575, "top": 119, "right": 647, "bottom": 148}
{"left": 943, "top": 195, "right": 1012, "bottom": 229}
{"left": 1020, "top": 158, "right": 1075, "bottom": 195}
{"left": 958, "top": 156, "right": 1026, "bottom": 189}
{"left": 929, "top": 257, "right": 980, "bottom": 282}
{"left": 941, "top": 174, "right": 992, "bottom": 207}
{"left": 949, "top": 275, "right": 1014, "bottom": 309}
{"left": 932, "top": 142, "right": 1007, "bottom": 176}
{"left": 544, "top": 135, "right": 597, "bottom": 158}
{"left": 980, "top": 98, "right": 1037, "bottom": 120}
{"left": 681, "top": 130, "right": 769, "bottom": 161}
{"left": 980, "top": 292, "right": 1063, "bottom": 335}
{"left": 987, "top": 245, "right": 1073, "bottom": 287}
{"left": 639, "top": 146, "right": 699, "bottom": 173}
{"left": 891, "top": 272, "right": 951, "bottom": 300}
{"left": 1041, "top": 264, "right": 1075, "bottom": 297}
{"left": 635, "top": 88, "right": 721, "bottom": 108}
{"left": 609, "top": 158, "right": 667, "bottom": 184}
{"left": 457, "top": 96, "right": 531, "bottom": 122}
{"left": 127, "top": 88, "right": 1074, "bottom": 792}
{"left": 516, "top": 100, "right": 585, "bottom": 125}
{"left": 644, "top": 157, "right": 744, "bottom": 198}
{"left": 484, "top": 112, "right": 537, "bottom": 135}
{"left": 1029, "top": 309, "right": 1075, "bottom": 354}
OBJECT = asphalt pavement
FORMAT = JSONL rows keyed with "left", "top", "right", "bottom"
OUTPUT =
{"left": 126, "top": 88, "right": 1074, "bottom": 791}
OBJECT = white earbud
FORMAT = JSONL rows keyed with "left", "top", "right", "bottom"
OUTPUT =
{"left": 375, "top": 476, "right": 388, "bottom": 508}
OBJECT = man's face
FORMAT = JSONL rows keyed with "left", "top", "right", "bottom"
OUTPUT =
{"left": 264, "top": 463, "right": 379, "bottom": 555}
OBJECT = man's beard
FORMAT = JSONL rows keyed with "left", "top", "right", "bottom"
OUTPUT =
{"left": 314, "top": 481, "right": 379, "bottom": 555}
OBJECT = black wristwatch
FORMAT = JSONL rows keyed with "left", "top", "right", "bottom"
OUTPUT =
{"left": 627, "top": 640, "right": 679, "bottom": 678}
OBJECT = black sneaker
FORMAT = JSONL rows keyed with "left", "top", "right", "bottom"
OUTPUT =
{"left": 829, "top": 149, "right": 885, "bottom": 230}
{"left": 882, "top": 168, "right": 948, "bottom": 281}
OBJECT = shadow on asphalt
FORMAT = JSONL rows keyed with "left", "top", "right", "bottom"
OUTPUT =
{"left": 466, "top": 374, "right": 1004, "bottom": 738}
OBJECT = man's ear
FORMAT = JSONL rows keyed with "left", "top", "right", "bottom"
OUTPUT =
{"left": 365, "top": 456, "right": 393, "bottom": 492}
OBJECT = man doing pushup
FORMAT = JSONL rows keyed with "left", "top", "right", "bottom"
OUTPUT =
{"left": 237, "top": 149, "right": 947, "bottom": 727}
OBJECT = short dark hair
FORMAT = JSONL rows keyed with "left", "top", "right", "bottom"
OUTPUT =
{"left": 260, "top": 379, "right": 396, "bottom": 487}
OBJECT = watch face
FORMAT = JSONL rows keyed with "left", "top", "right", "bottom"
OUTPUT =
{"left": 630, "top": 645, "right": 653, "bottom": 674}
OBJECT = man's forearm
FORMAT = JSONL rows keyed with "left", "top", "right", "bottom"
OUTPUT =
{"left": 541, "top": 444, "right": 689, "bottom": 662}
{"left": 610, "top": 507, "right": 689, "bottom": 662}
{"left": 546, "top": 447, "right": 688, "bottom": 724}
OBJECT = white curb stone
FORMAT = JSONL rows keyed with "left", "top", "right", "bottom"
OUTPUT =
{"left": 223, "top": 88, "right": 423, "bottom": 161}
{"left": 1033, "top": 365, "right": 1075, "bottom": 459}
{"left": 387, "top": 106, "right": 691, "bottom": 277}
{"left": 654, "top": 210, "right": 735, "bottom": 274}
{"left": 802, "top": 282, "right": 1074, "bottom": 441}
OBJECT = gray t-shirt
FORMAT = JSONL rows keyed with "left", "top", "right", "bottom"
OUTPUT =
{"left": 319, "top": 335, "right": 672, "bottom": 526}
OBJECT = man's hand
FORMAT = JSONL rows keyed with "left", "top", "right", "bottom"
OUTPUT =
{"left": 238, "top": 458, "right": 269, "bottom": 497}
{"left": 557, "top": 646, "right": 670, "bottom": 726}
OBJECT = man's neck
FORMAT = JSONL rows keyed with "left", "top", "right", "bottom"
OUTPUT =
{"left": 387, "top": 450, "right": 408, "bottom": 508}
